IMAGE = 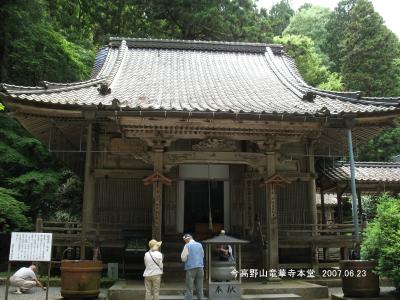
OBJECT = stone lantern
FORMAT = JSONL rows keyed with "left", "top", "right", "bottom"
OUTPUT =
{"left": 203, "top": 230, "right": 249, "bottom": 300}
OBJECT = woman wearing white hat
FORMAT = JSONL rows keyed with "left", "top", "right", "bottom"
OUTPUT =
{"left": 143, "top": 239, "right": 163, "bottom": 300}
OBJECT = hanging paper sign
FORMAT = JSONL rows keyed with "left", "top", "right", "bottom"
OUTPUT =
{"left": 9, "top": 232, "right": 53, "bottom": 262}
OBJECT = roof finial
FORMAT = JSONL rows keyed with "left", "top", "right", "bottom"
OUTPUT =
{"left": 98, "top": 83, "right": 111, "bottom": 95}
{"left": 302, "top": 91, "right": 315, "bottom": 102}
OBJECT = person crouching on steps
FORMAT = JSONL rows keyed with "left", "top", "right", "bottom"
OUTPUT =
{"left": 143, "top": 239, "right": 163, "bottom": 300}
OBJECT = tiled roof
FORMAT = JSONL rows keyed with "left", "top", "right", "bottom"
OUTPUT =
{"left": 1, "top": 37, "right": 399, "bottom": 116}
{"left": 316, "top": 193, "right": 337, "bottom": 205}
{"left": 321, "top": 162, "right": 400, "bottom": 183}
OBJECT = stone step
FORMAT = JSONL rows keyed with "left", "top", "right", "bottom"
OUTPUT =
{"left": 159, "top": 296, "right": 207, "bottom": 300}
{"left": 108, "top": 280, "right": 329, "bottom": 300}
{"left": 242, "top": 294, "right": 301, "bottom": 299}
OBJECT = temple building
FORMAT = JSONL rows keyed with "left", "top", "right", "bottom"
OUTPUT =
{"left": 1, "top": 38, "right": 400, "bottom": 271}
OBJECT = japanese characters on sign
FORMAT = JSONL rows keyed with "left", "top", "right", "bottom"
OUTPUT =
{"left": 232, "top": 268, "right": 316, "bottom": 279}
{"left": 209, "top": 282, "right": 241, "bottom": 300}
{"left": 9, "top": 232, "right": 53, "bottom": 262}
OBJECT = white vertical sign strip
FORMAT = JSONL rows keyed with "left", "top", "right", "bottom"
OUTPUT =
{"left": 9, "top": 232, "right": 53, "bottom": 262}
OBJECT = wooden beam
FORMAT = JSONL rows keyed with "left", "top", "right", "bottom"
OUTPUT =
{"left": 151, "top": 148, "right": 164, "bottom": 241}
{"left": 164, "top": 151, "right": 266, "bottom": 172}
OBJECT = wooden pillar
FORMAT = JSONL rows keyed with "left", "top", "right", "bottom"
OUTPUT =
{"left": 81, "top": 121, "right": 95, "bottom": 259}
{"left": 307, "top": 141, "right": 319, "bottom": 270}
{"left": 308, "top": 142, "right": 318, "bottom": 227}
{"left": 265, "top": 152, "right": 279, "bottom": 270}
{"left": 152, "top": 147, "right": 164, "bottom": 240}
{"left": 82, "top": 122, "right": 95, "bottom": 229}
{"left": 357, "top": 190, "right": 363, "bottom": 218}
{"left": 320, "top": 190, "right": 326, "bottom": 225}
{"left": 320, "top": 189, "right": 328, "bottom": 261}
{"left": 336, "top": 186, "right": 344, "bottom": 223}
{"left": 35, "top": 211, "right": 43, "bottom": 233}
{"left": 243, "top": 172, "right": 255, "bottom": 238}
{"left": 336, "top": 186, "right": 349, "bottom": 259}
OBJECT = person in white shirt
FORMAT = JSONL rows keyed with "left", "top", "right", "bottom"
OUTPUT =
{"left": 143, "top": 239, "right": 163, "bottom": 300}
{"left": 9, "top": 265, "right": 45, "bottom": 294}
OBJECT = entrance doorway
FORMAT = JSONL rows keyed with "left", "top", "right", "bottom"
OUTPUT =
{"left": 176, "top": 164, "right": 230, "bottom": 233}
{"left": 184, "top": 181, "right": 224, "bottom": 234}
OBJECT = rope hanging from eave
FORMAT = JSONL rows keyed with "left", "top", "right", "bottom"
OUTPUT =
{"left": 208, "top": 164, "right": 213, "bottom": 231}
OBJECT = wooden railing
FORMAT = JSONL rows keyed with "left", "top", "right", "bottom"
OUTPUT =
{"left": 37, "top": 220, "right": 151, "bottom": 248}
{"left": 256, "top": 222, "right": 366, "bottom": 248}
{"left": 278, "top": 223, "right": 365, "bottom": 237}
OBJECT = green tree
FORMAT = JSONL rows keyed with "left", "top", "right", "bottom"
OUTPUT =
{"left": 323, "top": 0, "right": 357, "bottom": 72}
{"left": 268, "top": 0, "right": 294, "bottom": 36}
{"left": 141, "top": 0, "right": 273, "bottom": 42}
{"left": 0, "top": 112, "right": 82, "bottom": 228}
{"left": 274, "top": 35, "right": 343, "bottom": 90}
{"left": 0, "top": 0, "right": 95, "bottom": 85}
{"left": 54, "top": 170, "right": 82, "bottom": 220}
{"left": 0, "top": 188, "right": 31, "bottom": 233}
{"left": 358, "top": 126, "right": 400, "bottom": 161}
{"left": 283, "top": 5, "right": 332, "bottom": 58}
{"left": 340, "top": 0, "right": 400, "bottom": 96}
{"left": 361, "top": 194, "right": 400, "bottom": 291}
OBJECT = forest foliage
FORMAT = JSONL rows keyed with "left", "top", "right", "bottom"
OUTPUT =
{"left": 0, "top": 0, "right": 400, "bottom": 232}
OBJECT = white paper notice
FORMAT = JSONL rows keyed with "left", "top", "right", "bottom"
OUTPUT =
{"left": 9, "top": 232, "right": 53, "bottom": 262}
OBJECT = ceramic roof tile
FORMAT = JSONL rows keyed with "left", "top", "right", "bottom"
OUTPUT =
{"left": 1, "top": 38, "right": 399, "bottom": 116}
{"left": 322, "top": 162, "right": 400, "bottom": 183}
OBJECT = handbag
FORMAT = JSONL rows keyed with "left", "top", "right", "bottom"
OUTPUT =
{"left": 148, "top": 251, "right": 163, "bottom": 272}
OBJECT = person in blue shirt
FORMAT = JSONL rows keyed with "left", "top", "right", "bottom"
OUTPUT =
{"left": 180, "top": 234, "right": 204, "bottom": 300}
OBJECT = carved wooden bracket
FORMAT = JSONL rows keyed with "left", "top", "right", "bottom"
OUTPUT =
{"left": 259, "top": 174, "right": 291, "bottom": 188}
{"left": 192, "top": 138, "right": 237, "bottom": 151}
{"left": 143, "top": 171, "right": 172, "bottom": 187}
{"left": 144, "top": 138, "right": 175, "bottom": 150}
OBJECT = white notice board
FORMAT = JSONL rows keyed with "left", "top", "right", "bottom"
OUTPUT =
{"left": 9, "top": 232, "right": 53, "bottom": 262}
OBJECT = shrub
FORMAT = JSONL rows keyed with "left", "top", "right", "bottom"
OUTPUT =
{"left": 361, "top": 194, "right": 400, "bottom": 289}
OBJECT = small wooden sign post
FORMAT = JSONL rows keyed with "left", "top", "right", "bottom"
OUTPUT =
{"left": 5, "top": 232, "right": 53, "bottom": 300}
{"left": 143, "top": 171, "right": 172, "bottom": 240}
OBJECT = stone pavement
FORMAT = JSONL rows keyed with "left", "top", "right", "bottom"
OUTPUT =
{"left": 0, "top": 286, "right": 108, "bottom": 300}
{"left": 0, "top": 286, "right": 61, "bottom": 300}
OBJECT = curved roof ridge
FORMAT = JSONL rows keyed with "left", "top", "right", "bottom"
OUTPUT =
{"left": 91, "top": 47, "right": 110, "bottom": 78}
{"left": 362, "top": 96, "right": 400, "bottom": 102}
{"left": 2, "top": 78, "right": 106, "bottom": 95}
{"left": 1, "top": 83, "right": 44, "bottom": 91}
{"left": 105, "top": 40, "right": 128, "bottom": 87}
{"left": 40, "top": 78, "right": 104, "bottom": 88}
{"left": 263, "top": 48, "right": 305, "bottom": 99}
{"left": 279, "top": 54, "right": 308, "bottom": 87}
{"left": 275, "top": 52, "right": 399, "bottom": 108}
{"left": 109, "top": 36, "right": 280, "bottom": 53}
{"left": 310, "top": 87, "right": 399, "bottom": 107}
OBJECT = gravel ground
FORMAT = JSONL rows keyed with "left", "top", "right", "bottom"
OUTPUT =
{"left": 0, "top": 286, "right": 108, "bottom": 300}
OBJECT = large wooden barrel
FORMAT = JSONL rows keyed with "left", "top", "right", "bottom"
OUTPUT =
{"left": 340, "top": 260, "right": 380, "bottom": 298}
{"left": 60, "top": 260, "right": 103, "bottom": 299}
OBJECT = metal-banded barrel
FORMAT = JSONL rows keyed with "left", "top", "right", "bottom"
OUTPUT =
{"left": 60, "top": 260, "right": 103, "bottom": 299}
{"left": 340, "top": 260, "right": 380, "bottom": 298}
